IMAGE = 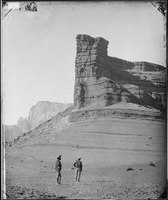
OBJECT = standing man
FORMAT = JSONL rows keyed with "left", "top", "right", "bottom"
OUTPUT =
{"left": 55, "top": 155, "right": 62, "bottom": 185}
{"left": 73, "top": 157, "right": 83, "bottom": 182}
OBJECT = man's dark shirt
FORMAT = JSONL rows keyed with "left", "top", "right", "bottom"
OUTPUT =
{"left": 55, "top": 159, "right": 62, "bottom": 172}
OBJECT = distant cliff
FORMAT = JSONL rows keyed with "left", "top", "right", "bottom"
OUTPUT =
{"left": 73, "top": 34, "right": 166, "bottom": 111}
{"left": 5, "top": 101, "right": 72, "bottom": 141}
{"left": 26, "top": 101, "right": 72, "bottom": 130}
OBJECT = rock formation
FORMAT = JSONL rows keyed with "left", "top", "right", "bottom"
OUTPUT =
{"left": 73, "top": 34, "right": 166, "bottom": 111}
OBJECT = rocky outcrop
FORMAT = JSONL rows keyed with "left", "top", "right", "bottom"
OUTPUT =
{"left": 73, "top": 34, "right": 166, "bottom": 111}
{"left": 69, "top": 106, "right": 164, "bottom": 122}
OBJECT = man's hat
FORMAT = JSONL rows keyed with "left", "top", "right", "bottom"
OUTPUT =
{"left": 78, "top": 157, "right": 81, "bottom": 160}
{"left": 57, "top": 155, "right": 62, "bottom": 159}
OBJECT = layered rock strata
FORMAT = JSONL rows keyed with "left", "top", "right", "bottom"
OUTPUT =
{"left": 73, "top": 34, "right": 166, "bottom": 111}
{"left": 69, "top": 108, "right": 164, "bottom": 122}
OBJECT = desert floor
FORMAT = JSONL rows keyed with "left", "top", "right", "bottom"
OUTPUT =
{"left": 5, "top": 118, "right": 167, "bottom": 199}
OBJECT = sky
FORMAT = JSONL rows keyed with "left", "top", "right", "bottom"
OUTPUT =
{"left": 2, "top": 1, "right": 166, "bottom": 125}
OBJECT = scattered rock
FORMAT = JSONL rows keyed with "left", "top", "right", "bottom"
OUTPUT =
{"left": 139, "top": 168, "right": 143, "bottom": 171}
{"left": 149, "top": 162, "right": 155, "bottom": 167}
{"left": 148, "top": 136, "right": 152, "bottom": 139}
{"left": 41, "top": 160, "right": 43, "bottom": 163}
{"left": 126, "top": 167, "right": 134, "bottom": 171}
{"left": 19, "top": 191, "right": 24, "bottom": 195}
{"left": 57, "top": 196, "right": 67, "bottom": 199}
{"left": 21, "top": 160, "right": 24, "bottom": 162}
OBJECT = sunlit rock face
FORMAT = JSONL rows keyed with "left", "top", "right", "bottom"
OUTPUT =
{"left": 74, "top": 34, "right": 166, "bottom": 111}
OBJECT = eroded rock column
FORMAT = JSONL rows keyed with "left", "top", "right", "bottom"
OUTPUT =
{"left": 74, "top": 34, "right": 110, "bottom": 108}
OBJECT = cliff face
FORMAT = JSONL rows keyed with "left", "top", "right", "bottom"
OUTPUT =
{"left": 74, "top": 34, "right": 166, "bottom": 111}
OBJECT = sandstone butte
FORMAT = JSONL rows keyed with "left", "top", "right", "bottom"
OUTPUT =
{"left": 5, "top": 34, "right": 166, "bottom": 145}
{"left": 71, "top": 34, "right": 166, "bottom": 120}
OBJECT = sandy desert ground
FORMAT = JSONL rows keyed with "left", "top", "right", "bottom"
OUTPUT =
{"left": 5, "top": 118, "right": 167, "bottom": 199}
